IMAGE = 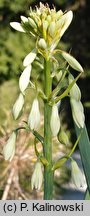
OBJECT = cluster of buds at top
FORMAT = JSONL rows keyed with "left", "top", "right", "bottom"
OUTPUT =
{"left": 10, "top": 2, "right": 73, "bottom": 57}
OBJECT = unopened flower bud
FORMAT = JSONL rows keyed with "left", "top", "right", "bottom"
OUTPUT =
{"left": 13, "top": 93, "right": 24, "bottom": 120}
{"left": 58, "top": 130, "right": 69, "bottom": 145}
{"left": 31, "top": 161, "right": 43, "bottom": 190}
{"left": 50, "top": 104, "right": 60, "bottom": 137}
{"left": 43, "top": 20, "right": 48, "bottom": 39}
{"left": 38, "top": 38, "right": 47, "bottom": 50}
{"left": 71, "top": 98, "right": 85, "bottom": 128}
{"left": 28, "top": 17, "right": 37, "bottom": 29}
{"left": 71, "top": 160, "right": 85, "bottom": 188}
{"left": 69, "top": 74, "right": 81, "bottom": 101}
{"left": 3, "top": 131, "right": 17, "bottom": 161}
{"left": 21, "top": 16, "right": 28, "bottom": 23}
{"left": 48, "top": 21, "right": 56, "bottom": 37}
{"left": 28, "top": 98, "right": 41, "bottom": 130}
{"left": 46, "top": 15, "right": 51, "bottom": 24}
{"left": 43, "top": 20, "right": 48, "bottom": 31}
{"left": 19, "top": 65, "right": 31, "bottom": 93}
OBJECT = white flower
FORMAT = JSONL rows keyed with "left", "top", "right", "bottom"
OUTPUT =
{"left": 71, "top": 98, "right": 85, "bottom": 128}
{"left": 31, "top": 161, "right": 43, "bottom": 190}
{"left": 10, "top": 22, "right": 25, "bottom": 32}
{"left": 28, "top": 98, "right": 41, "bottom": 130}
{"left": 12, "top": 93, "right": 24, "bottom": 120}
{"left": 69, "top": 74, "right": 81, "bottom": 101}
{"left": 19, "top": 65, "right": 31, "bottom": 93}
{"left": 23, "top": 49, "right": 37, "bottom": 67}
{"left": 3, "top": 132, "right": 17, "bottom": 161}
{"left": 57, "top": 11, "right": 73, "bottom": 38}
{"left": 61, "top": 51, "right": 84, "bottom": 72}
{"left": 50, "top": 104, "right": 60, "bottom": 137}
{"left": 71, "top": 160, "right": 85, "bottom": 188}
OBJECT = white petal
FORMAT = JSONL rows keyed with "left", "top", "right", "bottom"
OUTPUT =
{"left": 21, "top": 16, "right": 28, "bottom": 23}
{"left": 61, "top": 51, "right": 84, "bottom": 72}
{"left": 10, "top": 22, "right": 25, "bottom": 32}
{"left": 13, "top": 93, "right": 24, "bottom": 120}
{"left": 23, "top": 49, "right": 37, "bottom": 67}
{"left": 19, "top": 65, "right": 31, "bottom": 93}
{"left": 60, "top": 11, "right": 73, "bottom": 37}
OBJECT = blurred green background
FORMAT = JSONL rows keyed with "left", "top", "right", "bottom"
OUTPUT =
{"left": 0, "top": 0, "right": 90, "bottom": 199}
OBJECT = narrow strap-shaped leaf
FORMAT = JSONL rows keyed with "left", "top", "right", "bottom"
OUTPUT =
{"left": 52, "top": 72, "right": 82, "bottom": 104}
{"left": 52, "top": 130, "right": 82, "bottom": 171}
{"left": 49, "top": 67, "right": 69, "bottom": 100}
{"left": 32, "top": 130, "right": 44, "bottom": 145}
{"left": 75, "top": 124, "right": 90, "bottom": 194}
{"left": 34, "top": 138, "right": 49, "bottom": 166}
{"left": 84, "top": 189, "right": 90, "bottom": 200}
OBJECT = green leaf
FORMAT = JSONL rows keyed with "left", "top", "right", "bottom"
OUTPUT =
{"left": 33, "top": 130, "right": 44, "bottom": 145}
{"left": 54, "top": 72, "right": 82, "bottom": 103}
{"left": 52, "top": 131, "right": 82, "bottom": 171}
{"left": 84, "top": 189, "right": 90, "bottom": 200}
{"left": 75, "top": 124, "right": 90, "bottom": 194}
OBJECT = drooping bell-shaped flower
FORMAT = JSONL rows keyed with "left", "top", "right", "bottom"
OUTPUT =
{"left": 13, "top": 93, "right": 24, "bottom": 120}
{"left": 69, "top": 74, "right": 81, "bottom": 101}
{"left": 28, "top": 98, "right": 41, "bottom": 130}
{"left": 61, "top": 51, "right": 84, "bottom": 73}
{"left": 31, "top": 161, "right": 43, "bottom": 190}
{"left": 19, "top": 65, "right": 31, "bottom": 93}
{"left": 3, "top": 131, "right": 17, "bottom": 161}
{"left": 50, "top": 104, "right": 60, "bottom": 137}
{"left": 23, "top": 49, "right": 37, "bottom": 67}
{"left": 71, "top": 160, "right": 85, "bottom": 188}
{"left": 71, "top": 98, "right": 85, "bottom": 128}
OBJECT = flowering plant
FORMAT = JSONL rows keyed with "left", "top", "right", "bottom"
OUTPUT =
{"left": 3, "top": 3, "right": 85, "bottom": 199}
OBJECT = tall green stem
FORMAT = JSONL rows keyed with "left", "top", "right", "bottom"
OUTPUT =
{"left": 44, "top": 58, "right": 53, "bottom": 199}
